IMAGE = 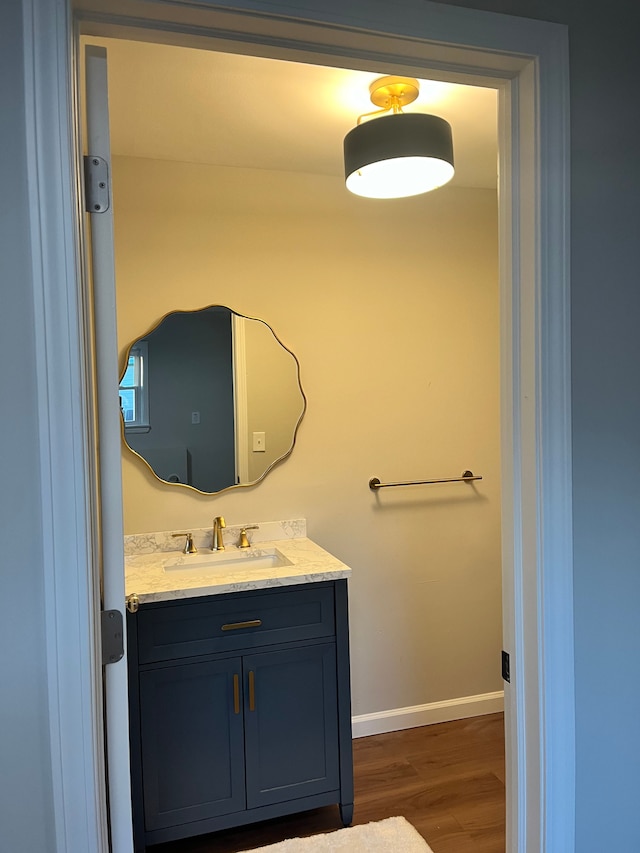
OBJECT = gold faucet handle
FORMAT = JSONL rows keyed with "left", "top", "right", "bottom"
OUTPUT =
{"left": 238, "top": 525, "right": 259, "bottom": 549}
{"left": 172, "top": 532, "right": 197, "bottom": 554}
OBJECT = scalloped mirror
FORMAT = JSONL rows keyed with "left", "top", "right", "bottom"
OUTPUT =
{"left": 119, "top": 305, "right": 306, "bottom": 494}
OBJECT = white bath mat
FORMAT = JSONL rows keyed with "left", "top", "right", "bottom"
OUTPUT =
{"left": 240, "top": 816, "right": 434, "bottom": 852}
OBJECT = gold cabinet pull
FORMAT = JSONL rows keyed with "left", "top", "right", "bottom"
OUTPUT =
{"left": 248, "top": 670, "right": 256, "bottom": 712}
{"left": 233, "top": 674, "right": 240, "bottom": 715}
{"left": 221, "top": 619, "right": 262, "bottom": 631}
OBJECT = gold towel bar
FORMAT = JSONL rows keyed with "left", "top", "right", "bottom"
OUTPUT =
{"left": 369, "top": 470, "right": 482, "bottom": 490}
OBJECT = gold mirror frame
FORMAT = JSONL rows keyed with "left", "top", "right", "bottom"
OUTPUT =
{"left": 119, "top": 304, "right": 307, "bottom": 495}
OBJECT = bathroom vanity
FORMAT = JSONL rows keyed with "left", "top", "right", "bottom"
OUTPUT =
{"left": 124, "top": 522, "right": 353, "bottom": 851}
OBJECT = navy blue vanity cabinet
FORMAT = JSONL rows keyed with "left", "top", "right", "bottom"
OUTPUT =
{"left": 138, "top": 657, "right": 246, "bottom": 830}
{"left": 127, "top": 580, "right": 353, "bottom": 851}
{"left": 243, "top": 643, "right": 340, "bottom": 808}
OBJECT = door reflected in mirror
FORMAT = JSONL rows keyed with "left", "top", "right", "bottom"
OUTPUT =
{"left": 119, "top": 305, "right": 306, "bottom": 494}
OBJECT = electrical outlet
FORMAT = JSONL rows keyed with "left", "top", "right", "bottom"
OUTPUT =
{"left": 191, "top": 411, "right": 200, "bottom": 424}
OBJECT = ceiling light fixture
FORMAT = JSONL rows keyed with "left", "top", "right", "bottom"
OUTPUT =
{"left": 343, "top": 76, "right": 455, "bottom": 199}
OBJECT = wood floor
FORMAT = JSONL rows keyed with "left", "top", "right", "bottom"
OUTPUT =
{"left": 151, "top": 713, "right": 505, "bottom": 853}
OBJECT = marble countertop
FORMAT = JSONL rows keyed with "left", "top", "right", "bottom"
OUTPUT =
{"left": 125, "top": 536, "right": 352, "bottom": 604}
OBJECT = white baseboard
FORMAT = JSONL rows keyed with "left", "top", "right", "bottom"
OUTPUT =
{"left": 351, "top": 690, "right": 504, "bottom": 739}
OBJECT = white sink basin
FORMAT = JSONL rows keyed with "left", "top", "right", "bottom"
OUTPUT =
{"left": 164, "top": 547, "right": 292, "bottom": 573}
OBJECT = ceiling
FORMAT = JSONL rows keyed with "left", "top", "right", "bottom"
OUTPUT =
{"left": 87, "top": 38, "right": 498, "bottom": 190}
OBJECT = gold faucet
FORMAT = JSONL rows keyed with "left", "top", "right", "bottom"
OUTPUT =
{"left": 238, "top": 525, "right": 259, "bottom": 549}
{"left": 212, "top": 516, "right": 226, "bottom": 550}
{"left": 172, "top": 532, "right": 197, "bottom": 554}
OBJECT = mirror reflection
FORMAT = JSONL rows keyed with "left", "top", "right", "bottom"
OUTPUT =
{"left": 120, "top": 305, "right": 306, "bottom": 494}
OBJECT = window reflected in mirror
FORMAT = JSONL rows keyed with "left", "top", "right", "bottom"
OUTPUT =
{"left": 119, "top": 341, "right": 149, "bottom": 431}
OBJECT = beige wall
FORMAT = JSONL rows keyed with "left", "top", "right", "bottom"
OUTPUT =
{"left": 113, "top": 155, "right": 501, "bottom": 715}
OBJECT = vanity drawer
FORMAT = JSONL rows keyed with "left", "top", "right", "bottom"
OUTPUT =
{"left": 136, "top": 584, "right": 336, "bottom": 663}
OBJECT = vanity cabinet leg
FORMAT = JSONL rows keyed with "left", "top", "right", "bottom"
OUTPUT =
{"left": 339, "top": 802, "right": 354, "bottom": 826}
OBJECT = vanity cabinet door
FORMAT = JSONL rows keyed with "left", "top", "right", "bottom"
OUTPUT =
{"left": 243, "top": 643, "right": 340, "bottom": 809}
{"left": 139, "top": 657, "right": 245, "bottom": 832}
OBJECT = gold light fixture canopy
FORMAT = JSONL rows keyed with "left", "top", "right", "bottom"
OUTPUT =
{"left": 367, "top": 76, "right": 420, "bottom": 110}
{"left": 344, "top": 76, "right": 455, "bottom": 199}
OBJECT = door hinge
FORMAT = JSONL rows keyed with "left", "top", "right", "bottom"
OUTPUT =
{"left": 501, "top": 650, "right": 511, "bottom": 683}
{"left": 83, "top": 154, "right": 110, "bottom": 213}
{"left": 101, "top": 609, "right": 124, "bottom": 665}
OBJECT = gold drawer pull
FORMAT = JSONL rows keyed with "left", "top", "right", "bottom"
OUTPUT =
{"left": 233, "top": 674, "right": 240, "bottom": 715}
{"left": 248, "top": 670, "right": 256, "bottom": 711}
{"left": 221, "top": 619, "right": 262, "bottom": 631}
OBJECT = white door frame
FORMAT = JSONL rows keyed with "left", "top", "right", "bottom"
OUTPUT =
{"left": 233, "top": 313, "right": 250, "bottom": 485}
{"left": 82, "top": 44, "right": 134, "bottom": 852}
{"left": 25, "top": 0, "right": 572, "bottom": 850}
